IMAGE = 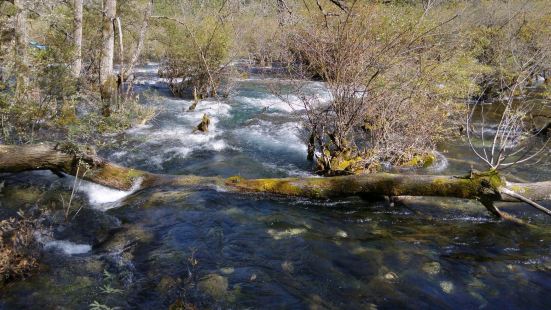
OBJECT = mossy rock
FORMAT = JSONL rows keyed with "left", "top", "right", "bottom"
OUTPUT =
{"left": 402, "top": 153, "right": 436, "bottom": 168}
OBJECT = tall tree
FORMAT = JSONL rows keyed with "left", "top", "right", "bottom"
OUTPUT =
{"left": 13, "top": 0, "right": 28, "bottom": 98}
{"left": 124, "top": 0, "right": 153, "bottom": 97}
{"left": 71, "top": 0, "right": 83, "bottom": 78}
{"left": 99, "top": 0, "right": 117, "bottom": 116}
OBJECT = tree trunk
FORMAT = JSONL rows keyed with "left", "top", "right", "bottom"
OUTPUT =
{"left": 124, "top": 0, "right": 153, "bottom": 97}
{"left": 1, "top": 144, "right": 551, "bottom": 219}
{"left": 99, "top": 0, "right": 117, "bottom": 116}
{"left": 71, "top": 0, "right": 83, "bottom": 78}
{"left": 277, "top": 0, "right": 291, "bottom": 26}
{"left": 14, "top": 0, "right": 28, "bottom": 98}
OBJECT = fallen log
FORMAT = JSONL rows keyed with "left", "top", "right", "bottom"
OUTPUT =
{"left": 1, "top": 144, "right": 550, "bottom": 218}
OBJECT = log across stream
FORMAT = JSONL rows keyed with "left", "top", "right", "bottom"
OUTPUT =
{"left": 2, "top": 143, "right": 550, "bottom": 218}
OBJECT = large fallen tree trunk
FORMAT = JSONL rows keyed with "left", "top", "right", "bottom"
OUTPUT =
{"left": 1, "top": 144, "right": 550, "bottom": 217}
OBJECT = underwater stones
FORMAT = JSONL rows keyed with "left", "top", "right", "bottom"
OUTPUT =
{"left": 267, "top": 228, "right": 307, "bottom": 240}
{"left": 197, "top": 273, "right": 228, "bottom": 299}
{"left": 440, "top": 281, "right": 454, "bottom": 294}
{"left": 281, "top": 261, "right": 294, "bottom": 273}
{"left": 157, "top": 275, "right": 181, "bottom": 293}
{"left": 335, "top": 229, "right": 348, "bottom": 238}
{"left": 383, "top": 272, "right": 398, "bottom": 281}
{"left": 308, "top": 294, "right": 325, "bottom": 310}
{"left": 100, "top": 224, "right": 153, "bottom": 254}
{"left": 83, "top": 259, "right": 104, "bottom": 274}
{"left": 220, "top": 267, "right": 235, "bottom": 275}
{"left": 142, "top": 191, "right": 191, "bottom": 208}
{"left": 168, "top": 299, "right": 197, "bottom": 310}
{"left": 53, "top": 208, "right": 121, "bottom": 246}
{"left": 422, "top": 262, "right": 441, "bottom": 276}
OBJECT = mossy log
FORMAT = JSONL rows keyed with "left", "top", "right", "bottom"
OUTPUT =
{"left": 1, "top": 144, "right": 551, "bottom": 217}
{"left": 0, "top": 144, "right": 161, "bottom": 190}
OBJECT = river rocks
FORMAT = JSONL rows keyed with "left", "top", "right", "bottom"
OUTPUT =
{"left": 383, "top": 272, "right": 398, "bottom": 281}
{"left": 157, "top": 275, "right": 181, "bottom": 293}
{"left": 220, "top": 267, "right": 235, "bottom": 275}
{"left": 52, "top": 207, "right": 121, "bottom": 246}
{"left": 281, "top": 260, "right": 294, "bottom": 273}
{"left": 267, "top": 227, "right": 306, "bottom": 240}
{"left": 440, "top": 281, "right": 454, "bottom": 294}
{"left": 197, "top": 273, "right": 228, "bottom": 299}
{"left": 422, "top": 261, "right": 441, "bottom": 275}
{"left": 335, "top": 229, "right": 348, "bottom": 238}
{"left": 143, "top": 191, "right": 191, "bottom": 208}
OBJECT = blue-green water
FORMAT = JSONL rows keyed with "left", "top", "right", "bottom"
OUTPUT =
{"left": 0, "top": 65, "right": 550, "bottom": 309}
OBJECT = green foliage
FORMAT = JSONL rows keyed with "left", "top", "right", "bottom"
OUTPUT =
{"left": 157, "top": 9, "right": 231, "bottom": 97}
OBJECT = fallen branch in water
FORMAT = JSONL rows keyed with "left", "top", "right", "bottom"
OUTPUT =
{"left": 1, "top": 144, "right": 550, "bottom": 218}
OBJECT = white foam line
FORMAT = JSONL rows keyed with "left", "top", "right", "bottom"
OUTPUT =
{"left": 69, "top": 177, "right": 143, "bottom": 210}
{"left": 44, "top": 240, "right": 92, "bottom": 255}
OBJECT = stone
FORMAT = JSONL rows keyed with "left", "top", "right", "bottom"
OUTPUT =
{"left": 440, "top": 281, "right": 454, "bottom": 294}
{"left": 198, "top": 273, "right": 228, "bottom": 299}
{"left": 422, "top": 262, "right": 441, "bottom": 275}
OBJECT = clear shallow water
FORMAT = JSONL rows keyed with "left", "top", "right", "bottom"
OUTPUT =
{"left": 0, "top": 67, "right": 550, "bottom": 309}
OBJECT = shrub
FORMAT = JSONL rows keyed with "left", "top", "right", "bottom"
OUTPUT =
{"left": 0, "top": 211, "right": 43, "bottom": 285}
{"left": 286, "top": 3, "right": 473, "bottom": 175}
{"left": 157, "top": 12, "right": 231, "bottom": 98}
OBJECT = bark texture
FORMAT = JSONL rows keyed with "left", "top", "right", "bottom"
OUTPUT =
{"left": 14, "top": 0, "right": 28, "bottom": 97}
{"left": 100, "top": 0, "right": 117, "bottom": 115}
{"left": 72, "top": 0, "right": 83, "bottom": 78}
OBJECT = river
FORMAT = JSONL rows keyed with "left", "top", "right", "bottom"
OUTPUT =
{"left": 0, "top": 64, "right": 550, "bottom": 309}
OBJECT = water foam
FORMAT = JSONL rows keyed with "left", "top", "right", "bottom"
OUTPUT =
{"left": 125, "top": 99, "right": 233, "bottom": 161}
{"left": 72, "top": 178, "right": 142, "bottom": 209}
{"left": 234, "top": 120, "right": 307, "bottom": 155}
{"left": 43, "top": 240, "right": 92, "bottom": 255}
{"left": 235, "top": 95, "right": 304, "bottom": 113}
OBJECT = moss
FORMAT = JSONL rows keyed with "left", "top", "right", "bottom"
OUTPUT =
{"left": 508, "top": 185, "right": 528, "bottom": 194}
{"left": 143, "top": 191, "right": 191, "bottom": 208}
{"left": 402, "top": 153, "right": 436, "bottom": 168}
{"left": 226, "top": 176, "right": 244, "bottom": 184}
{"left": 100, "top": 75, "right": 118, "bottom": 100}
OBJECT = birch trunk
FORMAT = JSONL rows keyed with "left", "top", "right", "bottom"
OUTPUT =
{"left": 124, "top": 0, "right": 153, "bottom": 97}
{"left": 99, "top": 0, "right": 117, "bottom": 116}
{"left": 14, "top": 0, "right": 28, "bottom": 98}
{"left": 71, "top": 0, "right": 83, "bottom": 78}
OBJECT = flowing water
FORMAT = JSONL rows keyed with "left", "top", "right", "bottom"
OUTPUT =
{"left": 0, "top": 65, "right": 550, "bottom": 309}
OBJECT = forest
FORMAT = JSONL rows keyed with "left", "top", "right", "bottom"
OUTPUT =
{"left": 0, "top": 0, "right": 551, "bottom": 308}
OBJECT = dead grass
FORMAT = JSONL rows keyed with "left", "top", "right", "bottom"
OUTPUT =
{"left": 0, "top": 211, "right": 43, "bottom": 285}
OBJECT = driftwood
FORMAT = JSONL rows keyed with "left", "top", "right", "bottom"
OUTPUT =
{"left": 1, "top": 144, "right": 550, "bottom": 218}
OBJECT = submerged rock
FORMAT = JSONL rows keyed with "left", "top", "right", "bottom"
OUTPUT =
{"left": 422, "top": 262, "right": 441, "bottom": 275}
{"left": 220, "top": 267, "right": 235, "bottom": 275}
{"left": 52, "top": 208, "right": 121, "bottom": 246}
{"left": 383, "top": 272, "right": 398, "bottom": 281}
{"left": 197, "top": 273, "right": 228, "bottom": 299}
{"left": 440, "top": 281, "right": 454, "bottom": 294}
